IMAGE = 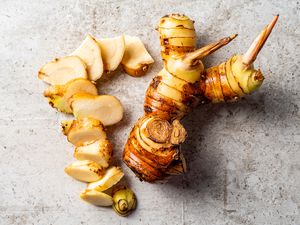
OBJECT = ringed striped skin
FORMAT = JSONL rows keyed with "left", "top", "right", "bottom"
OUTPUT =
{"left": 123, "top": 14, "right": 237, "bottom": 182}
{"left": 123, "top": 14, "right": 278, "bottom": 182}
{"left": 204, "top": 55, "right": 265, "bottom": 103}
{"left": 158, "top": 13, "right": 196, "bottom": 60}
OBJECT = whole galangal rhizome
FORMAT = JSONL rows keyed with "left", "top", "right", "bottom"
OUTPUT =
{"left": 123, "top": 13, "right": 279, "bottom": 182}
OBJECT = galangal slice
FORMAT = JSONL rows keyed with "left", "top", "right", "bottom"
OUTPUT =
{"left": 97, "top": 35, "right": 125, "bottom": 72}
{"left": 43, "top": 78, "right": 98, "bottom": 113}
{"left": 38, "top": 56, "right": 87, "bottom": 85}
{"left": 121, "top": 35, "right": 154, "bottom": 77}
{"left": 74, "top": 139, "right": 112, "bottom": 168}
{"left": 87, "top": 166, "right": 124, "bottom": 192}
{"left": 64, "top": 160, "right": 105, "bottom": 182}
{"left": 70, "top": 93, "right": 124, "bottom": 126}
{"left": 72, "top": 34, "right": 104, "bottom": 81}
{"left": 61, "top": 117, "right": 107, "bottom": 146}
{"left": 80, "top": 189, "right": 113, "bottom": 206}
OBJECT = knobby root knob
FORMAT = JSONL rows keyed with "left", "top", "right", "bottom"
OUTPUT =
{"left": 170, "top": 120, "right": 187, "bottom": 145}
{"left": 112, "top": 187, "right": 137, "bottom": 216}
{"left": 145, "top": 118, "right": 172, "bottom": 143}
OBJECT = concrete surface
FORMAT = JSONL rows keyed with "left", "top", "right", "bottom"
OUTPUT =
{"left": 0, "top": 0, "right": 299, "bottom": 224}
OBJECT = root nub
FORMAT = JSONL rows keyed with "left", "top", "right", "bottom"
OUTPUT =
{"left": 145, "top": 118, "right": 172, "bottom": 143}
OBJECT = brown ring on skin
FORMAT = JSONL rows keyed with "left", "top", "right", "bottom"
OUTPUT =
{"left": 144, "top": 95, "right": 178, "bottom": 113}
{"left": 210, "top": 65, "right": 225, "bottom": 102}
{"left": 123, "top": 141, "right": 162, "bottom": 182}
{"left": 157, "top": 76, "right": 200, "bottom": 107}
{"left": 229, "top": 57, "right": 247, "bottom": 94}
{"left": 204, "top": 70, "right": 216, "bottom": 102}
{"left": 146, "top": 85, "right": 190, "bottom": 115}
{"left": 153, "top": 80, "right": 197, "bottom": 107}
{"left": 145, "top": 94, "right": 185, "bottom": 120}
{"left": 131, "top": 133, "right": 172, "bottom": 169}
{"left": 218, "top": 62, "right": 238, "bottom": 101}
{"left": 144, "top": 102, "right": 175, "bottom": 121}
{"left": 206, "top": 67, "right": 220, "bottom": 102}
{"left": 128, "top": 139, "right": 164, "bottom": 175}
{"left": 225, "top": 57, "right": 244, "bottom": 96}
{"left": 124, "top": 141, "right": 164, "bottom": 182}
{"left": 132, "top": 124, "right": 178, "bottom": 167}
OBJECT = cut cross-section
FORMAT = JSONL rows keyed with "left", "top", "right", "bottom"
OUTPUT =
{"left": 87, "top": 167, "right": 124, "bottom": 192}
{"left": 38, "top": 56, "right": 87, "bottom": 85}
{"left": 44, "top": 78, "right": 98, "bottom": 113}
{"left": 62, "top": 118, "right": 107, "bottom": 146}
{"left": 71, "top": 93, "right": 124, "bottom": 126}
{"left": 121, "top": 35, "right": 154, "bottom": 77}
{"left": 72, "top": 34, "right": 104, "bottom": 81}
{"left": 97, "top": 35, "right": 125, "bottom": 72}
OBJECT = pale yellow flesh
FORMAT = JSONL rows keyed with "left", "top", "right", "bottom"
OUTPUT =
{"left": 38, "top": 56, "right": 87, "bottom": 85}
{"left": 74, "top": 139, "right": 112, "bottom": 168}
{"left": 80, "top": 189, "right": 113, "bottom": 206}
{"left": 68, "top": 126, "right": 107, "bottom": 146}
{"left": 121, "top": 35, "right": 154, "bottom": 70}
{"left": 64, "top": 160, "right": 104, "bottom": 182}
{"left": 65, "top": 118, "right": 107, "bottom": 146}
{"left": 71, "top": 93, "right": 124, "bottom": 126}
{"left": 97, "top": 36, "right": 125, "bottom": 72}
{"left": 44, "top": 78, "right": 98, "bottom": 113}
{"left": 72, "top": 34, "right": 104, "bottom": 81}
{"left": 87, "top": 167, "right": 124, "bottom": 192}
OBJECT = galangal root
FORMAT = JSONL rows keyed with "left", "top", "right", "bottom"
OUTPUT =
{"left": 123, "top": 13, "right": 279, "bottom": 182}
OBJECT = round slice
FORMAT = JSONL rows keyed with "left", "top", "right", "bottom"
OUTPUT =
{"left": 38, "top": 56, "right": 87, "bottom": 85}
{"left": 64, "top": 118, "right": 107, "bottom": 146}
{"left": 71, "top": 93, "right": 124, "bottom": 126}
{"left": 72, "top": 34, "right": 103, "bottom": 81}
{"left": 44, "top": 78, "right": 98, "bottom": 113}
{"left": 97, "top": 35, "right": 125, "bottom": 72}
{"left": 64, "top": 160, "right": 104, "bottom": 182}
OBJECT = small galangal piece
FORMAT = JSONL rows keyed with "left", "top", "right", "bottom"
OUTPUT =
{"left": 121, "top": 35, "right": 154, "bottom": 77}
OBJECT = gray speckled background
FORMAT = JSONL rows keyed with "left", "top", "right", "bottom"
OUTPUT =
{"left": 0, "top": 0, "right": 299, "bottom": 224}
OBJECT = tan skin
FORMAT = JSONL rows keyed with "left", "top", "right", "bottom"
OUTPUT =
{"left": 123, "top": 14, "right": 279, "bottom": 182}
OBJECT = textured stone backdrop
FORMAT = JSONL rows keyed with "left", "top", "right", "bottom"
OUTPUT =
{"left": 0, "top": 0, "right": 299, "bottom": 224}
